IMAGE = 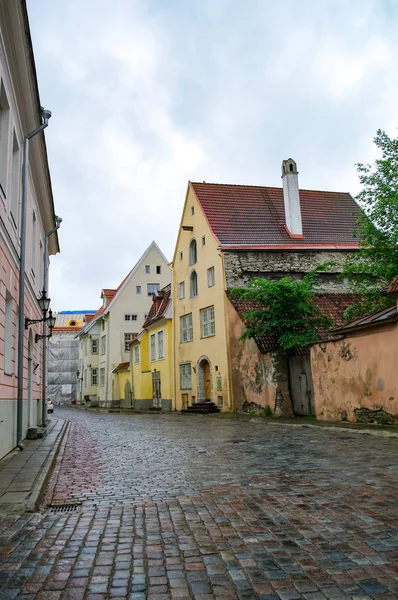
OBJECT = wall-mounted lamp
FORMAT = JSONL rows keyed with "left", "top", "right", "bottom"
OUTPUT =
{"left": 25, "top": 289, "right": 54, "bottom": 329}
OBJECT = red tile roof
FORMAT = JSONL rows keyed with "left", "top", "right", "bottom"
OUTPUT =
{"left": 332, "top": 305, "right": 398, "bottom": 334}
{"left": 191, "top": 182, "right": 362, "bottom": 249}
{"left": 387, "top": 276, "right": 398, "bottom": 294}
{"left": 85, "top": 314, "right": 95, "bottom": 324}
{"left": 143, "top": 284, "right": 172, "bottom": 328}
{"left": 230, "top": 293, "right": 359, "bottom": 353}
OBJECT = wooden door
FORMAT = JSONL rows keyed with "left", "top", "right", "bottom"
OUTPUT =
{"left": 152, "top": 372, "right": 161, "bottom": 407}
{"left": 288, "top": 354, "right": 315, "bottom": 416}
{"left": 204, "top": 361, "right": 211, "bottom": 400}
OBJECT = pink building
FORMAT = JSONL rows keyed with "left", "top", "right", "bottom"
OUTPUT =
{"left": 0, "top": 1, "right": 59, "bottom": 459}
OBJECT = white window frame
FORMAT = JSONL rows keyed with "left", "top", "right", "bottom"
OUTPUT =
{"left": 10, "top": 130, "right": 20, "bottom": 228}
{"left": 91, "top": 338, "right": 98, "bottom": 354}
{"left": 134, "top": 345, "right": 140, "bottom": 364}
{"left": 125, "top": 314, "right": 131, "bottom": 321}
{"left": 145, "top": 265, "right": 150, "bottom": 274}
{"left": 0, "top": 80, "right": 10, "bottom": 198}
{"left": 180, "top": 363, "right": 192, "bottom": 390}
{"left": 190, "top": 271, "right": 198, "bottom": 297}
{"left": 157, "top": 330, "right": 164, "bottom": 360}
{"left": 124, "top": 333, "right": 135, "bottom": 352}
{"left": 200, "top": 306, "right": 215, "bottom": 338}
{"left": 150, "top": 333, "right": 156, "bottom": 361}
{"left": 4, "top": 291, "right": 13, "bottom": 375}
{"left": 179, "top": 281, "right": 185, "bottom": 299}
{"left": 147, "top": 283, "right": 160, "bottom": 296}
{"left": 189, "top": 239, "right": 197, "bottom": 265}
{"left": 180, "top": 313, "right": 193, "bottom": 343}
{"left": 207, "top": 266, "right": 215, "bottom": 287}
{"left": 101, "top": 335, "right": 106, "bottom": 355}
{"left": 91, "top": 368, "right": 98, "bottom": 386}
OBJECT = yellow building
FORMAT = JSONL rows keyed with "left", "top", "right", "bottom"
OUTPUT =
{"left": 172, "top": 167, "right": 362, "bottom": 413}
{"left": 131, "top": 285, "right": 173, "bottom": 411}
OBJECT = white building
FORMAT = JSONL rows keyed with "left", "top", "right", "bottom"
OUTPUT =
{"left": 77, "top": 241, "right": 170, "bottom": 407}
{"left": 0, "top": 1, "right": 59, "bottom": 459}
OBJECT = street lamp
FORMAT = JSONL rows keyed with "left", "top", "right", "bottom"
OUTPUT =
{"left": 25, "top": 290, "right": 52, "bottom": 329}
{"left": 35, "top": 309, "right": 56, "bottom": 343}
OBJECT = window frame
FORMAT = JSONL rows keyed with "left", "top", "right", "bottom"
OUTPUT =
{"left": 200, "top": 305, "right": 215, "bottom": 339}
{"left": 91, "top": 338, "right": 99, "bottom": 354}
{"left": 145, "top": 265, "right": 150, "bottom": 274}
{"left": 189, "top": 239, "right": 197, "bottom": 265}
{"left": 179, "top": 281, "right": 185, "bottom": 299}
{"left": 207, "top": 266, "right": 215, "bottom": 287}
{"left": 136, "top": 285, "right": 141, "bottom": 294}
{"left": 100, "top": 367, "right": 105, "bottom": 386}
{"left": 147, "top": 283, "right": 160, "bottom": 296}
{"left": 91, "top": 368, "right": 98, "bottom": 386}
{"left": 180, "top": 362, "right": 192, "bottom": 390}
{"left": 133, "top": 345, "right": 140, "bottom": 364}
{"left": 150, "top": 333, "right": 156, "bottom": 362}
{"left": 190, "top": 270, "right": 198, "bottom": 297}
{"left": 157, "top": 329, "right": 164, "bottom": 360}
{"left": 180, "top": 313, "right": 193, "bottom": 343}
{"left": 124, "top": 333, "right": 135, "bottom": 352}
{"left": 100, "top": 335, "right": 106, "bottom": 355}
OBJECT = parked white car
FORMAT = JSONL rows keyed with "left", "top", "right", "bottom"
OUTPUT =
{"left": 47, "top": 399, "right": 54, "bottom": 414}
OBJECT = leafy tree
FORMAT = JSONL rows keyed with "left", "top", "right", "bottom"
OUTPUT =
{"left": 230, "top": 266, "right": 334, "bottom": 352}
{"left": 342, "top": 129, "right": 398, "bottom": 319}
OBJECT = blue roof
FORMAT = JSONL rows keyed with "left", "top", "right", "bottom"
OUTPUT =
{"left": 58, "top": 310, "right": 97, "bottom": 314}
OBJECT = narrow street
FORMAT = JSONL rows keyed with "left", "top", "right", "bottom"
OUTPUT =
{"left": 1, "top": 407, "right": 398, "bottom": 600}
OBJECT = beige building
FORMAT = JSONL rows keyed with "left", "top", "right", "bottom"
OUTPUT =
{"left": 172, "top": 160, "right": 361, "bottom": 413}
{"left": 77, "top": 242, "right": 170, "bottom": 406}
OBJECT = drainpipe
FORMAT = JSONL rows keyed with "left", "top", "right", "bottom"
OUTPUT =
{"left": 17, "top": 108, "right": 52, "bottom": 451}
{"left": 41, "top": 215, "right": 62, "bottom": 427}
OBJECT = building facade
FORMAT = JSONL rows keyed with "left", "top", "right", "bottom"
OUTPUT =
{"left": 77, "top": 241, "right": 170, "bottom": 407}
{"left": 131, "top": 284, "right": 173, "bottom": 411}
{"left": 172, "top": 159, "right": 361, "bottom": 413}
{"left": 0, "top": 1, "right": 59, "bottom": 459}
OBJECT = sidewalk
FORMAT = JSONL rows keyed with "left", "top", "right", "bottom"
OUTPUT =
{"left": 0, "top": 417, "right": 68, "bottom": 514}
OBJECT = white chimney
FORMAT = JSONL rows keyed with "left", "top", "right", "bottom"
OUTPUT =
{"left": 281, "top": 158, "right": 303, "bottom": 237}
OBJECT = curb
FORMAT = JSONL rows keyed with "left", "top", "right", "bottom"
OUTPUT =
{"left": 248, "top": 419, "right": 398, "bottom": 438}
{"left": 25, "top": 420, "right": 70, "bottom": 512}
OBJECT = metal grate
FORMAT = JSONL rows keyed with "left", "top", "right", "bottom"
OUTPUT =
{"left": 47, "top": 502, "right": 82, "bottom": 514}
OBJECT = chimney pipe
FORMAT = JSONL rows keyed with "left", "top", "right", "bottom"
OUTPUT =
{"left": 281, "top": 158, "right": 303, "bottom": 237}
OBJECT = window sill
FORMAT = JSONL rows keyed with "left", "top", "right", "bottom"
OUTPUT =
{"left": 200, "top": 333, "right": 215, "bottom": 339}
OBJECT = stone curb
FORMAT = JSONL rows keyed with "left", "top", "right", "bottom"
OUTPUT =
{"left": 248, "top": 419, "right": 398, "bottom": 438}
{"left": 25, "top": 420, "right": 69, "bottom": 513}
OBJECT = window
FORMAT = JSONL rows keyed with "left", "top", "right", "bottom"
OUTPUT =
{"left": 190, "top": 271, "right": 198, "bottom": 297}
{"left": 158, "top": 330, "right": 164, "bottom": 359}
{"left": 31, "top": 211, "right": 36, "bottom": 275}
{"left": 91, "top": 339, "right": 98, "bottom": 354}
{"left": 150, "top": 333, "right": 156, "bottom": 361}
{"left": 10, "top": 131, "right": 20, "bottom": 227}
{"left": 156, "top": 266, "right": 161, "bottom": 274}
{"left": 207, "top": 266, "right": 215, "bottom": 287}
{"left": 189, "top": 239, "right": 197, "bottom": 265}
{"left": 147, "top": 283, "right": 160, "bottom": 296}
{"left": 85, "top": 339, "right": 88, "bottom": 355}
{"left": 101, "top": 335, "right": 106, "bottom": 354}
{"left": 180, "top": 251, "right": 183, "bottom": 261}
{"left": 191, "top": 206, "right": 194, "bottom": 215}
{"left": 124, "top": 333, "right": 135, "bottom": 352}
{"left": 100, "top": 368, "right": 105, "bottom": 386}
{"left": 202, "top": 235, "right": 206, "bottom": 246}
{"left": 102, "top": 320, "right": 105, "bottom": 330}
{"left": 131, "top": 314, "right": 137, "bottom": 321}
{"left": 179, "top": 281, "right": 185, "bottom": 299}
{"left": 145, "top": 265, "right": 150, "bottom": 274}
{"left": 180, "top": 363, "right": 192, "bottom": 389}
{"left": 125, "top": 314, "right": 131, "bottom": 321}
{"left": 125, "top": 314, "right": 137, "bottom": 321}
{"left": 4, "top": 291, "right": 13, "bottom": 375}
{"left": 180, "top": 313, "right": 193, "bottom": 343}
{"left": 84, "top": 369, "right": 87, "bottom": 386}
{"left": 200, "top": 306, "right": 215, "bottom": 338}
{"left": 91, "top": 368, "right": 98, "bottom": 386}
{"left": 0, "top": 81, "right": 10, "bottom": 196}
{"left": 134, "top": 345, "right": 140, "bottom": 364}
{"left": 136, "top": 285, "right": 141, "bottom": 294}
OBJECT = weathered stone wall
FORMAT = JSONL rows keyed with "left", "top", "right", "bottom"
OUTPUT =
{"left": 224, "top": 250, "right": 354, "bottom": 293}
{"left": 311, "top": 323, "right": 398, "bottom": 422}
{"left": 227, "top": 299, "right": 293, "bottom": 415}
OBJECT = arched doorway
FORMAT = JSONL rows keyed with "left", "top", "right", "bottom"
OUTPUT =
{"left": 27, "top": 331, "right": 33, "bottom": 427}
{"left": 197, "top": 356, "right": 212, "bottom": 402}
{"left": 124, "top": 380, "right": 132, "bottom": 408}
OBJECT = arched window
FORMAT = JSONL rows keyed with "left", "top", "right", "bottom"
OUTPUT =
{"left": 190, "top": 270, "right": 198, "bottom": 297}
{"left": 189, "top": 239, "right": 197, "bottom": 265}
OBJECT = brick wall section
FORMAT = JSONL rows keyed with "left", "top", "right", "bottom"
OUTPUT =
{"left": 223, "top": 250, "right": 354, "bottom": 292}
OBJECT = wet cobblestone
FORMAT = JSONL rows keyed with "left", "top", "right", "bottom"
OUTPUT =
{"left": 1, "top": 407, "right": 398, "bottom": 599}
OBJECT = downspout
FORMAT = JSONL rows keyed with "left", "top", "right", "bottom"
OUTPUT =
{"left": 41, "top": 216, "right": 62, "bottom": 427}
{"left": 17, "top": 109, "right": 52, "bottom": 450}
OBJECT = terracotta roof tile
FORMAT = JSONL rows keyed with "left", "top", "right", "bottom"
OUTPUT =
{"left": 191, "top": 182, "right": 361, "bottom": 248}
{"left": 230, "top": 293, "right": 359, "bottom": 353}
{"left": 143, "top": 284, "right": 172, "bottom": 328}
{"left": 387, "top": 276, "right": 398, "bottom": 294}
{"left": 112, "top": 362, "right": 130, "bottom": 372}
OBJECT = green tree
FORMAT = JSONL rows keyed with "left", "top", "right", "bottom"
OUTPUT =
{"left": 343, "top": 129, "right": 398, "bottom": 319}
{"left": 231, "top": 267, "right": 334, "bottom": 352}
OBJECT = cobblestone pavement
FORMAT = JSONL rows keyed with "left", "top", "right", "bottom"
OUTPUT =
{"left": 1, "top": 407, "right": 398, "bottom": 600}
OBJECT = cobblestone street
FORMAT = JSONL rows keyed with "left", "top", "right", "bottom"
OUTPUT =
{"left": 1, "top": 407, "right": 398, "bottom": 600}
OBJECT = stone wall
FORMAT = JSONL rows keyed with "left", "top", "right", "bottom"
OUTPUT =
{"left": 224, "top": 250, "right": 354, "bottom": 292}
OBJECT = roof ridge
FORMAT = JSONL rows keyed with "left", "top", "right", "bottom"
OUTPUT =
{"left": 191, "top": 181, "right": 352, "bottom": 196}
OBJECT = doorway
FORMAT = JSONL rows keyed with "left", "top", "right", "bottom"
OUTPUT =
{"left": 197, "top": 356, "right": 212, "bottom": 402}
{"left": 27, "top": 331, "right": 33, "bottom": 427}
{"left": 152, "top": 371, "right": 161, "bottom": 408}
{"left": 288, "top": 354, "right": 315, "bottom": 416}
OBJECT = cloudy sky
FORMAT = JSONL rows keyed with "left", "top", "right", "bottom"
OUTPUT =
{"left": 27, "top": 0, "right": 398, "bottom": 311}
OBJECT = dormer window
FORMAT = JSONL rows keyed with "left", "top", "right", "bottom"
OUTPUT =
{"left": 190, "top": 271, "right": 198, "bottom": 297}
{"left": 189, "top": 239, "right": 197, "bottom": 265}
